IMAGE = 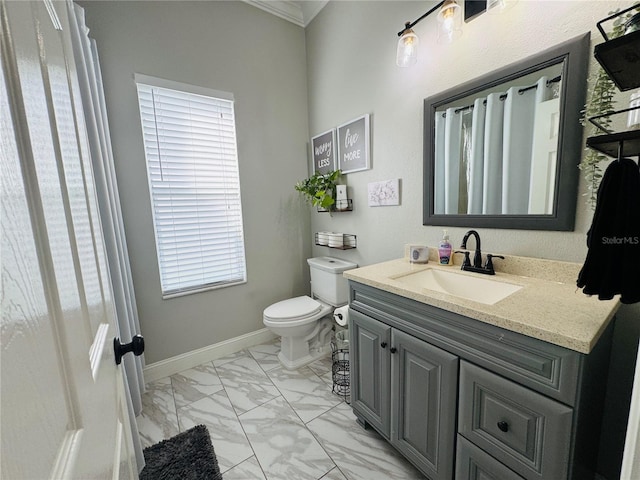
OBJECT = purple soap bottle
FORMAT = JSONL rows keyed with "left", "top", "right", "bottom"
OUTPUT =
{"left": 438, "top": 230, "right": 452, "bottom": 266}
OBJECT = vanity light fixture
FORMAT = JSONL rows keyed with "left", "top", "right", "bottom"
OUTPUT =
{"left": 437, "top": 0, "right": 463, "bottom": 43}
{"left": 396, "top": 0, "right": 462, "bottom": 67}
{"left": 396, "top": 23, "right": 419, "bottom": 67}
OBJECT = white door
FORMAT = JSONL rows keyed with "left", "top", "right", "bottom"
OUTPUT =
{"left": 1, "top": 1, "right": 137, "bottom": 478}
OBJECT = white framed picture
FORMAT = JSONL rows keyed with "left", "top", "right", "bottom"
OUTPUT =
{"left": 368, "top": 179, "right": 400, "bottom": 207}
{"left": 337, "top": 114, "right": 370, "bottom": 174}
{"left": 311, "top": 129, "right": 336, "bottom": 175}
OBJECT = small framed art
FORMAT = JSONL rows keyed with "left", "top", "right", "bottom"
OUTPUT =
{"left": 368, "top": 179, "right": 400, "bottom": 206}
{"left": 311, "top": 129, "right": 336, "bottom": 175}
{"left": 337, "top": 114, "right": 370, "bottom": 174}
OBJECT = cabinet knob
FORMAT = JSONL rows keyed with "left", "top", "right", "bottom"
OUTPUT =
{"left": 380, "top": 342, "right": 387, "bottom": 348}
{"left": 390, "top": 347, "right": 397, "bottom": 354}
{"left": 497, "top": 421, "right": 509, "bottom": 433}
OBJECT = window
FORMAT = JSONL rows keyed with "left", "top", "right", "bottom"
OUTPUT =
{"left": 135, "top": 75, "right": 246, "bottom": 298}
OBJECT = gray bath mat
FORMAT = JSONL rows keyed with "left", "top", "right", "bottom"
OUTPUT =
{"left": 140, "top": 424, "right": 222, "bottom": 480}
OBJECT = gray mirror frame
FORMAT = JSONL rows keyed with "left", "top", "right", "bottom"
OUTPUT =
{"left": 423, "top": 33, "right": 590, "bottom": 231}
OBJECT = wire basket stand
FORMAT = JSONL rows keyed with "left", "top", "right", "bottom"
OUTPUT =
{"left": 330, "top": 328, "right": 350, "bottom": 404}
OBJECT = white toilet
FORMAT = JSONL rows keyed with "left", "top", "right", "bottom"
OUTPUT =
{"left": 263, "top": 256, "right": 358, "bottom": 369}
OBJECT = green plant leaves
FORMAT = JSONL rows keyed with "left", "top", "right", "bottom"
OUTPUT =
{"left": 580, "top": 6, "right": 639, "bottom": 210}
{"left": 295, "top": 170, "right": 342, "bottom": 209}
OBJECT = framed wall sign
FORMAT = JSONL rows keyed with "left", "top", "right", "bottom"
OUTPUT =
{"left": 337, "top": 114, "right": 370, "bottom": 174}
{"left": 311, "top": 129, "right": 336, "bottom": 175}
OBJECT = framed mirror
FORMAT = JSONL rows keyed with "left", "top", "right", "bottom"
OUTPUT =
{"left": 423, "top": 33, "right": 589, "bottom": 231}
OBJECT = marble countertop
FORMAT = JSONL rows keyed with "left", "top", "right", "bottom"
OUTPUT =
{"left": 344, "top": 251, "right": 620, "bottom": 354}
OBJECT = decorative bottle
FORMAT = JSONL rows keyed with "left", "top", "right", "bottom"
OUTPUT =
{"left": 438, "top": 230, "right": 453, "bottom": 265}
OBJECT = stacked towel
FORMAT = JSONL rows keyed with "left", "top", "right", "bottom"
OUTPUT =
{"left": 577, "top": 158, "right": 640, "bottom": 304}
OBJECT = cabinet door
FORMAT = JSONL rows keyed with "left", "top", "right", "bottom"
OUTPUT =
{"left": 392, "top": 329, "right": 458, "bottom": 480}
{"left": 350, "top": 310, "right": 391, "bottom": 437}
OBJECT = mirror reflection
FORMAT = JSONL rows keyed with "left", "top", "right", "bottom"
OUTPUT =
{"left": 434, "top": 63, "right": 563, "bottom": 215}
{"left": 424, "top": 34, "right": 589, "bottom": 231}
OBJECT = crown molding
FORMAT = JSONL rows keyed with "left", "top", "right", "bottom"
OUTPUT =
{"left": 299, "top": 1, "right": 328, "bottom": 25}
{"left": 243, "top": 0, "right": 305, "bottom": 27}
{"left": 243, "top": 1, "right": 328, "bottom": 27}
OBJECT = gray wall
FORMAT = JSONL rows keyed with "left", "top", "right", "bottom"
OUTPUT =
{"left": 304, "top": 0, "right": 639, "bottom": 370}
{"left": 305, "top": 0, "right": 622, "bottom": 265}
{"left": 80, "top": 1, "right": 312, "bottom": 363}
{"left": 305, "top": 3, "right": 639, "bottom": 477}
{"left": 82, "top": 0, "right": 638, "bottom": 381}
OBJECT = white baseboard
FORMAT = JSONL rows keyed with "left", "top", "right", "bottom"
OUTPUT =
{"left": 143, "top": 328, "right": 277, "bottom": 383}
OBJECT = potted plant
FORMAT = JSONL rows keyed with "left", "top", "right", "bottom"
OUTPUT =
{"left": 295, "top": 169, "right": 341, "bottom": 210}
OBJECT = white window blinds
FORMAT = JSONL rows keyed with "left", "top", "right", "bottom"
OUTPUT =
{"left": 135, "top": 76, "right": 246, "bottom": 298}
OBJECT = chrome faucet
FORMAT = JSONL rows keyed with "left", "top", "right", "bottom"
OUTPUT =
{"left": 457, "top": 230, "right": 504, "bottom": 275}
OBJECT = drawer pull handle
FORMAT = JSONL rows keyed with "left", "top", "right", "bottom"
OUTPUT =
{"left": 390, "top": 347, "right": 397, "bottom": 354}
{"left": 497, "top": 421, "right": 509, "bottom": 433}
{"left": 381, "top": 342, "right": 387, "bottom": 348}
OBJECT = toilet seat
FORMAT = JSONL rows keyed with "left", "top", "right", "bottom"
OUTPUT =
{"left": 263, "top": 295, "right": 325, "bottom": 323}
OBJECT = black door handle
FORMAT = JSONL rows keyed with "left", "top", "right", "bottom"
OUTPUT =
{"left": 390, "top": 347, "right": 397, "bottom": 354}
{"left": 114, "top": 335, "right": 144, "bottom": 365}
{"left": 381, "top": 342, "right": 387, "bottom": 348}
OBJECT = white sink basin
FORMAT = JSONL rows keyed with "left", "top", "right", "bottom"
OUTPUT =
{"left": 391, "top": 268, "right": 523, "bottom": 305}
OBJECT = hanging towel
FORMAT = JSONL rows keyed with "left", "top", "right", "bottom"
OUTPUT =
{"left": 577, "top": 158, "right": 640, "bottom": 304}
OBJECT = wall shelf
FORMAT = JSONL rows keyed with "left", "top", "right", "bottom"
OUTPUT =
{"left": 593, "top": 5, "right": 640, "bottom": 91}
{"left": 587, "top": 6, "right": 640, "bottom": 159}
{"left": 317, "top": 199, "right": 353, "bottom": 213}
{"left": 315, "top": 233, "right": 357, "bottom": 250}
{"left": 586, "top": 130, "right": 640, "bottom": 158}
{"left": 594, "top": 29, "right": 640, "bottom": 92}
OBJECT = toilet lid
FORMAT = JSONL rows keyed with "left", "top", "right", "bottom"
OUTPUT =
{"left": 264, "top": 296, "right": 322, "bottom": 320}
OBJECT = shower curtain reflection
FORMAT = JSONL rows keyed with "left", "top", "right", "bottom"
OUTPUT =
{"left": 434, "top": 75, "right": 561, "bottom": 215}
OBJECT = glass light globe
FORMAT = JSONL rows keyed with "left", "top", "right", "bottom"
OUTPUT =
{"left": 437, "top": 0, "right": 462, "bottom": 44}
{"left": 396, "top": 28, "right": 419, "bottom": 67}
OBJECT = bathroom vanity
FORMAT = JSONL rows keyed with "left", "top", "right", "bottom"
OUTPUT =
{"left": 345, "top": 256, "right": 619, "bottom": 480}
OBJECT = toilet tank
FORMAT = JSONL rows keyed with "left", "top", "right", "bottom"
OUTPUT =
{"left": 307, "top": 256, "right": 358, "bottom": 306}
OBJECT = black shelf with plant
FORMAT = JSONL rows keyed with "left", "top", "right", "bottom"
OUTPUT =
{"left": 295, "top": 169, "right": 342, "bottom": 211}
{"left": 581, "top": 3, "right": 640, "bottom": 209}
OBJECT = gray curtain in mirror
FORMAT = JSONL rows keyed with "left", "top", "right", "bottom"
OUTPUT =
{"left": 434, "top": 76, "right": 560, "bottom": 216}
{"left": 67, "top": 3, "right": 145, "bottom": 472}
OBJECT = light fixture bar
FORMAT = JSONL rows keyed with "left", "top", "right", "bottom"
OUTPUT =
{"left": 397, "top": 1, "right": 445, "bottom": 37}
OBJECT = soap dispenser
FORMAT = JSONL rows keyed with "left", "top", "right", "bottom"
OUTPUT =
{"left": 438, "top": 230, "right": 453, "bottom": 265}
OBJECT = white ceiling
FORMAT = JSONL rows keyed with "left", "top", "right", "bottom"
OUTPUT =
{"left": 243, "top": 1, "right": 329, "bottom": 27}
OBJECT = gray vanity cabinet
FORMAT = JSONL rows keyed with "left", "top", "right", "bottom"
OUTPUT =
{"left": 348, "top": 281, "right": 614, "bottom": 480}
{"left": 350, "top": 310, "right": 458, "bottom": 480}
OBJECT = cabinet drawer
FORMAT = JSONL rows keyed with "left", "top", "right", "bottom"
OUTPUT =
{"left": 458, "top": 361, "right": 572, "bottom": 480}
{"left": 456, "top": 435, "right": 525, "bottom": 480}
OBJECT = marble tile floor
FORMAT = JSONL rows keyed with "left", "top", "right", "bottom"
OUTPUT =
{"left": 137, "top": 338, "right": 426, "bottom": 480}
